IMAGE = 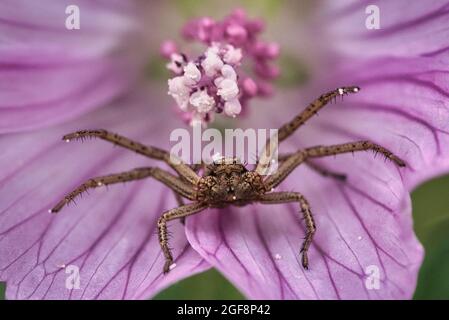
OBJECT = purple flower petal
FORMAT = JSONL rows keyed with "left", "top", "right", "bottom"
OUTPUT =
{"left": 323, "top": 0, "right": 449, "bottom": 58}
{"left": 0, "top": 0, "right": 144, "bottom": 134}
{"left": 186, "top": 154, "right": 422, "bottom": 299}
{"left": 0, "top": 90, "right": 209, "bottom": 299}
{"left": 319, "top": 0, "right": 449, "bottom": 187}
{"left": 185, "top": 1, "right": 449, "bottom": 298}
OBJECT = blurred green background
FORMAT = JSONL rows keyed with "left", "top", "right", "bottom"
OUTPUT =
{"left": 1, "top": 173, "right": 449, "bottom": 299}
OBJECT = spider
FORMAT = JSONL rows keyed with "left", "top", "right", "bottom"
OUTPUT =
{"left": 50, "top": 86, "right": 406, "bottom": 274}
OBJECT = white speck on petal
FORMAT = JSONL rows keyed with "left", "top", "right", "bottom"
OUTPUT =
{"left": 169, "top": 263, "right": 177, "bottom": 270}
{"left": 357, "top": 236, "right": 363, "bottom": 240}
{"left": 274, "top": 254, "right": 282, "bottom": 260}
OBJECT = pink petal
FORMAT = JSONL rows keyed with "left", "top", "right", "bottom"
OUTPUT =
{"left": 185, "top": 1, "right": 446, "bottom": 299}
{"left": 319, "top": 0, "right": 449, "bottom": 188}
{"left": 186, "top": 159, "right": 422, "bottom": 299}
{"left": 324, "top": 0, "right": 449, "bottom": 58}
{"left": 0, "top": 91, "right": 209, "bottom": 299}
{"left": 328, "top": 58, "right": 449, "bottom": 190}
{"left": 0, "top": 0, "right": 144, "bottom": 133}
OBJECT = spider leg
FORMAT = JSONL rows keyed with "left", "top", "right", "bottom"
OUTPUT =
{"left": 305, "top": 141, "right": 406, "bottom": 166}
{"left": 176, "top": 164, "right": 202, "bottom": 224}
{"left": 63, "top": 130, "right": 199, "bottom": 185}
{"left": 277, "top": 86, "right": 360, "bottom": 143}
{"left": 264, "top": 151, "right": 307, "bottom": 190}
{"left": 304, "top": 161, "right": 347, "bottom": 181}
{"left": 278, "top": 153, "right": 347, "bottom": 181}
{"left": 258, "top": 192, "right": 315, "bottom": 269}
{"left": 157, "top": 203, "right": 207, "bottom": 274}
{"left": 264, "top": 140, "right": 404, "bottom": 190}
{"left": 50, "top": 167, "right": 196, "bottom": 213}
{"left": 173, "top": 192, "right": 186, "bottom": 225}
{"left": 256, "top": 86, "right": 360, "bottom": 174}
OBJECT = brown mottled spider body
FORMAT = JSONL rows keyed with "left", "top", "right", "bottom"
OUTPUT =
{"left": 51, "top": 86, "right": 406, "bottom": 274}
{"left": 197, "top": 159, "right": 266, "bottom": 206}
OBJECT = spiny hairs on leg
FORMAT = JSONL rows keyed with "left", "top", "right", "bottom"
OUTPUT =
{"left": 259, "top": 192, "right": 315, "bottom": 269}
{"left": 63, "top": 129, "right": 200, "bottom": 185}
{"left": 277, "top": 86, "right": 360, "bottom": 143}
{"left": 157, "top": 203, "right": 206, "bottom": 273}
{"left": 256, "top": 86, "right": 360, "bottom": 175}
{"left": 50, "top": 168, "right": 157, "bottom": 213}
{"left": 63, "top": 130, "right": 169, "bottom": 161}
{"left": 264, "top": 139, "right": 405, "bottom": 191}
{"left": 305, "top": 140, "right": 406, "bottom": 167}
{"left": 50, "top": 167, "right": 196, "bottom": 214}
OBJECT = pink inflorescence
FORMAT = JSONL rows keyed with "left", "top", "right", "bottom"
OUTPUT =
{"left": 161, "top": 9, "right": 280, "bottom": 126}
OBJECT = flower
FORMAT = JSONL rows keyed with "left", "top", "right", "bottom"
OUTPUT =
{"left": 1, "top": 1, "right": 449, "bottom": 300}
{"left": 0, "top": 0, "right": 209, "bottom": 300}
{"left": 162, "top": 9, "right": 280, "bottom": 126}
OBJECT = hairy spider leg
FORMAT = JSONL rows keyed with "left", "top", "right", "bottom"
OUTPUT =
{"left": 157, "top": 203, "right": 207, "bottom": 273}
{"left": 264, "top": 140, "right": 406, "bottom": 190}
{"left": 63, "top": 130, "right": 200, "bottom": 185}
{"left": 259, "top": 192, "right": 315, "bottom": 269}
{"left": 50, "top": 167, "right": 196, "bottom": 213}
{"left": 278, "top": 153, "right": 347, "bottom": 181}
{"left": 256, "top": 86, "right": 361, "bottom": 175}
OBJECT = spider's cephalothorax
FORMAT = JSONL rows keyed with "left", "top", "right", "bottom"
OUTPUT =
{"left": 197, "top": 158, "right": 266, "bottom": 205}
{"left": 51, "top": 86, "right": 406, "bottom": 274}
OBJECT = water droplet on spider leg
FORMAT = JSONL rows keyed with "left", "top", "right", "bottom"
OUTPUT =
{"left": 169, "top": 263, "right": 177, "bottom": 270}
{"left": 274, "top": 253, "right": 282, "bottom": 260}
{"left": 97, "top": 181, "right": 103, "bottom": 187}
{"left": 65, "top": 139, "right": 70, "bottom": 143}
{"left": 337, "top": 88, "right": 344, "bottom": 95}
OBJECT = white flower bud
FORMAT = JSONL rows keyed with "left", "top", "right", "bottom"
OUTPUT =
{"left": 189, "top": 90, "right": 216, "bottom": 113}
{"left": 224, "top": 98, "right": 242, "bottom": 117}
{"left": 202, "top": 47, "right": 224, "bottom": 77}
{"left": 217, "top": 78, "right": 239, "bottom": 101}
{"left": 220, "top": 64, "right": 237, "bottom": 80}
{"left": 223, "top": 45, "right": 242, "bottom": 65}
{"left": 183, "top": 62, "right": 201, "bottom": 85}
{"left": 168, "top": 76, "right": 190, "bottom": 110}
